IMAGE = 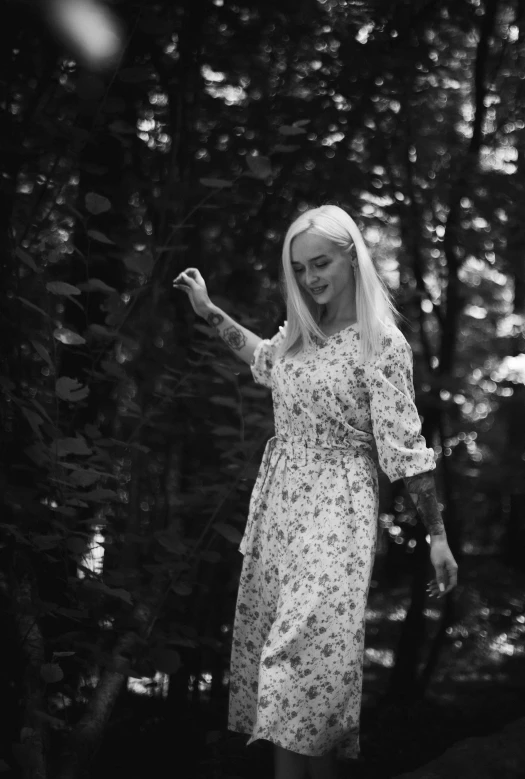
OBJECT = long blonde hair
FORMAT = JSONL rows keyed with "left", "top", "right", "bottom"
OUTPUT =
{"left": 276, "top": 205, "right": 400, "bottom": 363}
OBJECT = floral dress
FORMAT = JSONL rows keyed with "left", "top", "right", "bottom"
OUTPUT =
{"left": 227, "top": 321, "right": 435, "bottom": 759}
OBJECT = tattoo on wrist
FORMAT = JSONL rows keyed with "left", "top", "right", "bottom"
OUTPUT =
{"left": 207, "top": 312, "right": 224, "bottom": 328}
{"left": 221, "top": 325, "right": 247, "bottom": 352}
{"left": 403, "top": 471, "right": 445, "bottom": 536}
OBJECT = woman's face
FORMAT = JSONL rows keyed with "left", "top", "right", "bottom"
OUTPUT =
{"left": 290, "top": 231, "right": 355, "bottom": 310}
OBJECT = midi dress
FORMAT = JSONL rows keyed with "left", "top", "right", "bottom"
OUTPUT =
{"left": 227, "top": 320, "right": 435, "bottom": 759}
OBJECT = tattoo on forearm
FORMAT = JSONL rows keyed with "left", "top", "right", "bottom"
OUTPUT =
{"left": 221, "top": 325, "right": 247, "bottom": 352}
{"left": 206, "top": 312, "right": 247, "bottom": 353}
{"left": 403, "top": 471, "right": 445, "bottom": 536}
{"left": 207, "top": 312, "right": 224, "bottom": 328}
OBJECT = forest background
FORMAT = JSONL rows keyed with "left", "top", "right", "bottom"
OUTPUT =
{"left": 1, "top": 0, "right": 525, "bottom": 778}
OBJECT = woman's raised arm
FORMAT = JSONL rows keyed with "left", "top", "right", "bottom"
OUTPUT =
{"left": 173, "top": 267, "right": 262, "bottom": 366}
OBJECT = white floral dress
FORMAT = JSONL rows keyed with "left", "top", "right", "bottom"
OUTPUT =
{"left": 227, "top": 321, "right": 435, "bottom": 759}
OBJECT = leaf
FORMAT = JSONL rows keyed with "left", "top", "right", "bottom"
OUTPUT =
{"left": 56, "top": 377, "right": 90, "bottom": 402}
{"left": 30, "top": 397, "right": 54, "bottom": 426}
{"left": 40, "top": 663, "right": 64, "bottom": 683}
{"left": 122, "top": 252, "right": 155, "bottom": 274}
{"left": 52, "top": 651, "right": 75, "bottom": 657}
{"left": 52, "top": 436, "right": 92, "bottom": 457}
{"left": 85, "top": 192, "right": 111, "bottom": 215}
{"left": 278, "top": 125, "right": 308, "bottom": 136}
{"left": 82, "top": 487, "right": 118, "bottom": 501}
{"left": 24, "top": 443, "right": 48, "bottom": 466}
{"left": 150, "top": 648, "right": 181, "bottom": 675}
{"left": 16, "top": 247, "right": 41, "bottom": 273}
{"left": 100, "top": 359, "right": 126, "bottom": 379}
{"left": 156, "top": 532, "right": 186, "bottom": 554}
{"left": 89, "top": 324, "right": 118, "bottom": 338}
{"left": 82, "top": 278, "right": 117, "bottom": 293}
{"left": 30, "top": 340, "right": 53, "bottom": 368}
{"left": 294, "top": 119, "right": 311, "bottom": 127}
{"left": 53, "top": 506, "right": 77, "bottom": 517}
{"left": 53, "top": 327, "right": 86, "bottom": 346}
{"left": 46, "top": 281, "right": 81, "bottom": 296}
{"left": 66, "top": 537, "right": 87, "bottom": 555}
{"left": 199, "top": 177, "right": 233, "bottom": 188}
{"left": 213, "top": 522, "right": 243, "bottom": 545}
{"left": 172, "top": 582, "right": 192, "bottom": 596}
{"left": 68, "top": 469, "right": 100, "bottom": 487}
{"left": 20, "top": 408, "right": 45, "bottom": 437}
{"left": 87, "top": 229, "right": 114, "bottom": 245}
{"left": 84, "top": 424, "right": 102, "bottom": 439}
{"left": 15, "top": 295, "right": 51, "bottom": 320}
{"left": 84, "top": 580, "right": 133, "bottom": 604}
{"left": 246, "top": 154, "right": 272, "bottom": 179}
{"left": 212, "top": 364, "right": 237, "bottom": 382}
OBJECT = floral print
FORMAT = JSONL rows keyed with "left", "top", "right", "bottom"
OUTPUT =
{"left": 227, "top": 321, "right": 435, "bottom": 759}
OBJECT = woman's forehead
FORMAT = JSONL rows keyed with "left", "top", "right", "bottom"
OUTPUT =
{"left": 291, "top": 231, "right": 335, "bottom": 261}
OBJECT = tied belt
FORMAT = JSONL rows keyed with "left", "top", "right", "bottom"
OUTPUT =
{"left": 265, "top": 434, "right": 374, "bottom": 468}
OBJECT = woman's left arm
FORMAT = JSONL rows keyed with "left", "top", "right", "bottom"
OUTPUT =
{"left": 403, "top": 470, "right": 458, "bottom": 598}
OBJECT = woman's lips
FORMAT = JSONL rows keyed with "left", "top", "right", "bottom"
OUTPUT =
{"left": 310, "top": 285, "right": 327, "bottom": 295}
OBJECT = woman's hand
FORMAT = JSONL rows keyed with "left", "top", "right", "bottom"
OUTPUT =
{"left": 172, "top": 267, "right": 211, "bottom": 317}
{"left": 427, "top": 538, "right": 458, "bottom": 598}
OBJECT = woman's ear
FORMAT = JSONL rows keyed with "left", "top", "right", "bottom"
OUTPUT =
{"left": 345, "top": 243, "right": 357, "bottom": 268}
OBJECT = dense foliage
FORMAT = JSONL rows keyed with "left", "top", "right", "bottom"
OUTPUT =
{"left": 1, "top": 0, "right": 525, "bottom": 777}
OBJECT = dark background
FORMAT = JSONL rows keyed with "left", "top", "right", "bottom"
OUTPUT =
{"left": 1, "top": 0, "right": 525, "bottom": 777}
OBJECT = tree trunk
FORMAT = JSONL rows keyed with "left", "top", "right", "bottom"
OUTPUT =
{"left": 10, "top": 566, "right": 48, "bottom": 779}
{"left": 56, "top": 583, "right": 165, "bottom": 779}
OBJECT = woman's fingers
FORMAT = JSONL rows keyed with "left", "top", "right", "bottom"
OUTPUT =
{"left": 173, "top": 271, "right": 192, "bottom": 288}
{"left": 426, "top": 575, "right": 457, "bottom": 598}
{"left": 173, "top": 268, "right": 202, "bottom": 288}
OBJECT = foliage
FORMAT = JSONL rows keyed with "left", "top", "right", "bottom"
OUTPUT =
{"left": 1, "top": 0, "right": 525, "bottom": 777}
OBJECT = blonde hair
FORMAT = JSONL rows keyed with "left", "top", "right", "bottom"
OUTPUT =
{"left": 276, "top": 205, "right": 400, "bottom": 363}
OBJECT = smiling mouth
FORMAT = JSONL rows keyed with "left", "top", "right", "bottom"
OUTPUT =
{"left": 310, "top": 286, "right": 327, "bottom": 294}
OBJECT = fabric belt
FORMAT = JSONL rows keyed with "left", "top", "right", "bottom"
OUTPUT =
{"left": 266, "top": 435, "right": 374, "bottom": 468}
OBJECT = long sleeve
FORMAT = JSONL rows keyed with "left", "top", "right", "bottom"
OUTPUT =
{"left": 365, "top": 325, "right": 435, "bottom": 482}
{"left": 250, "top": 321, "right": 288, "bottom": 388}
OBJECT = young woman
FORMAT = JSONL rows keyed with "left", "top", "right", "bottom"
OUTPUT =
{"left": 173, "top": 205, "right": 458, "bottom": 779}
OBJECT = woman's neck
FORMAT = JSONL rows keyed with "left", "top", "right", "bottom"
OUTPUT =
{"left": 320, "top": 310, "right": 357, "bottom": 327}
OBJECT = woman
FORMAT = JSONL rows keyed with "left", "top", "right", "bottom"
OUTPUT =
{"left": 173, "top": 205, "right": 458, "bottom": 779}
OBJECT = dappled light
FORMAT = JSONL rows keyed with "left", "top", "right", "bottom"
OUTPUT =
{"left": 2, "top": 0, "right": 525, "bottom": 778}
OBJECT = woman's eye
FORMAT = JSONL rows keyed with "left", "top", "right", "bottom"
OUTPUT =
{"left": 292, "top": 262, "right": 328, "bottom": 273}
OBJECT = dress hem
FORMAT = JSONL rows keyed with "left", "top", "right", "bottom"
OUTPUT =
{"left": 227, "top": 725, "right": 360, "bottom": 760}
